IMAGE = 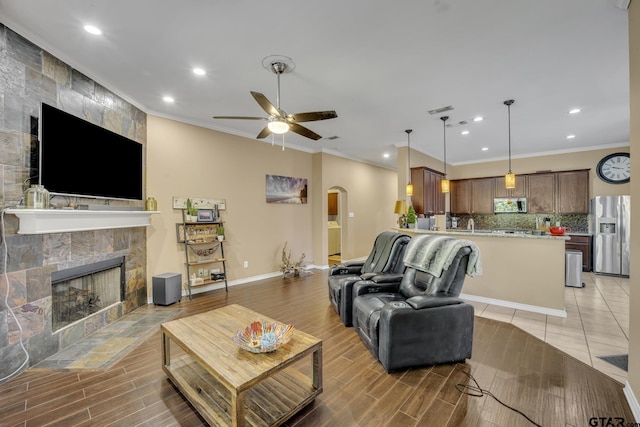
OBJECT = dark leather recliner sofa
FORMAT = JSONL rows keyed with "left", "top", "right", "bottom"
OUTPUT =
{"left": 328, "top": 231, "right": 410, "bottom": 326}
{"left": 351, "top": 234, "right": 481, "bottom": 372}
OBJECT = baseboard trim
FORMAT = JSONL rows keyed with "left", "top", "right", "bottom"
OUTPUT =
{"left": 624, "top": 381, "right": 640, "bottom": 422}
{"left": 460, "top": 293, "right": 567, "bottom": 318}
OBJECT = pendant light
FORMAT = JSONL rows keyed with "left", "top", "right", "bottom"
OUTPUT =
{"left": 440, "top": 116, "right": 450, "bottom": 193}
{"left": 405, "top": 129, "right": 413, "bottom": 196}
{"left": 504, "top": 99, "right": 516, "bottom": 189}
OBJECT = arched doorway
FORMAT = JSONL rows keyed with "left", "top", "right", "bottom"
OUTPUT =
{"left": 328, "top": 187, "right": 344, "bottom": 265}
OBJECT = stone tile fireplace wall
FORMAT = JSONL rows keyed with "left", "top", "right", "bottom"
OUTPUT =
{"left": 0, "top": 23, "right": 148, "bottom": 379}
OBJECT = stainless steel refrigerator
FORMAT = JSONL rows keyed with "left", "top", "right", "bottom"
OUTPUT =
{"left": 590, "top": 195, "right": 631, "bottom": 276}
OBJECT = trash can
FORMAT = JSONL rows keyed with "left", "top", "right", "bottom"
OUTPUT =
{"left": 565, "top": 250, "right": 584, "bottom": 288}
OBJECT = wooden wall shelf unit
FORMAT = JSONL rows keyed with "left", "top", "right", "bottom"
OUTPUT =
{"left": 179, "top": 210, "right": 228, "bottom": 299}
{"left": 6, "top": 208, "right": 158, "bottom": 234}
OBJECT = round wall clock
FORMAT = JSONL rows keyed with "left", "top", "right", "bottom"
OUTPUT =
{"left": 596, "top": 152, "right": 630, "bottom": 184}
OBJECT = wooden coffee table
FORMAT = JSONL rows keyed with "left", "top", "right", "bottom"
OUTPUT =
{"left": 161, "top": 304, "right": 323, "bottom": 427}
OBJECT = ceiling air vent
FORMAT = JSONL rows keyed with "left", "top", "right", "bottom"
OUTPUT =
{"left": 427, "top": 105, "right": 454, "bottom": 115}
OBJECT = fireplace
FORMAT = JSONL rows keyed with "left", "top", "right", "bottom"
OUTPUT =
{"left": 51, "top": 257, "right": 125, "bottom": 332}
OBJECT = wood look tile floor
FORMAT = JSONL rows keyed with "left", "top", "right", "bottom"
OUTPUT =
{"left": 0, "top": 270, "right": 634, "bottom": 426}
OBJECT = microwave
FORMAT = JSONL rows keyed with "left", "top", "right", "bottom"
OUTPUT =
{"left": 494, "top": 198, "right": 527, "bottom": 213}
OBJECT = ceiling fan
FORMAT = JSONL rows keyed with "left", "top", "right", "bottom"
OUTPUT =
{"left": 213, "top": 57, "right": 338, "bottom": 141}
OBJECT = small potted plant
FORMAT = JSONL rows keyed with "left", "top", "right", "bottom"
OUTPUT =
{"left": 216, "top": 225, "right": 225, "bottom": 241}
{"left": 185, "top": 199, "right": 198, "bottom": 222}
{"left": 406, "top": 205, "right": 417, "bottom": 229}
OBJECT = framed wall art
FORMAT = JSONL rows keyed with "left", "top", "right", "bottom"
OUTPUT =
{"left": 266, "top": 174, "right": 308, "bottom": 204}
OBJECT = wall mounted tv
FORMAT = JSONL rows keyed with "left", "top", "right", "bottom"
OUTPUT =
{"left": 39, "top": 102, "right": 143, "bottom": 201}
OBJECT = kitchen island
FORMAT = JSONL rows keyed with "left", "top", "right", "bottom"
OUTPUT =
{"left": 395, "top": 228, "right": 569, "bottom": 317}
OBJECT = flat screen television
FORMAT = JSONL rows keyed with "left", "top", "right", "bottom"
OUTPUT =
{"left": 39, "top": 102, "right": 143, "bottom": 201}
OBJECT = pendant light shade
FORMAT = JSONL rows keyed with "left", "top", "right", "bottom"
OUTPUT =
{"left": 440, "top": 116, "right": 450, "bottom": 193}
{"left": 504, "top": 99, "right": 516, "bottom": 189}
{"left": 405, "top": 129, "right": 413, "bottom": 196}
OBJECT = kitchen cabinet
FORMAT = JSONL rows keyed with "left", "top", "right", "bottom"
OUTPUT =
{"left": 411, "top": 167, "right": 445, "bottom": 215}
{"left": 527, "top": 173, "right": 556, "bottom": 214}
{"left": 328, "top": 192, "right": 338, "bottom": 215}
{"left": 565, "top": 234, "right": 592, "bottom": 272}
{"left": 494, "top": 175, "right": 527, "bottom": 198}
{"left": 450, "top": 179, "right": 472, "bottom": 214}
{"left": 556, "top": 170, "right": 589, "bottom": 214}
{"left": 471, "top": 178, "right": 495, "bottom": 213}
{"left": 450, "top": 178, "right": 493, "bottom": 214}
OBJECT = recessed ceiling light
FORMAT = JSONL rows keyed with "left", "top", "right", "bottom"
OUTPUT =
{"left": 568, "top": 108, "right": 581, "bottom": 114}
{"left": 566, "top": 134, "right": 576, "bottom": 139}
{"left": 473, "top": 116, "right": 483, "bottom": 122}
{"left": 163, "top": 96, "right": 175, "bottom": 103}
{"left": 193, "top": 68, "right": 206, "bottom": 76}
{"left": 83, "top": 25, "right": 102, "bottom": 35}
{"left": 481, "top": 147, "right": 488, "bottom": 151}
{"left": 383, "top": 153, "right": 390, "bottom": 158}
{"left": 461, "top": 130, "right": 470, "bottom": 135}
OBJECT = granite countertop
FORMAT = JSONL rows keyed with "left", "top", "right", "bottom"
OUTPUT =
{"left": 396, "top": 228, "right": 570, "bottom": 240}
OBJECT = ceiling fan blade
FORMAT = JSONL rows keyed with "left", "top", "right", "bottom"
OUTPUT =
{"left": 213, "top": 116, "right": 267, "bottom": 120}
{"left": 289, "top": 123, "right": 322, "bottom": 140}
{"left": 256, "top": 126, "right": 272, "bottom": 139}
{"left": 250, "top": 91, "right": 281, "bottom": 117}
{"left": 288, "top": 110, "right": 338, "bottom": 123}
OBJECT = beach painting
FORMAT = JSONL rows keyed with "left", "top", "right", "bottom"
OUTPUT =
{"left": 266, "top": 174, "right": 308, "bottom": 204}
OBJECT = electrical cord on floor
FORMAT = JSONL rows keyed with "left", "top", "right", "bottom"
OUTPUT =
{"left": 455, "top": 365, "right": 542, "bottom": 427}
{"left": 0, "top": 207, "right": 30, "bottom": 384}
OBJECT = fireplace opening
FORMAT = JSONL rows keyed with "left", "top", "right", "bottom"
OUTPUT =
{"left": 51, "top": 257, "right": 125, "bottom": 332}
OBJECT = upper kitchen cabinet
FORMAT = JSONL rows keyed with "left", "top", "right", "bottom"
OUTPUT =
{"left": 556, "top": 170, "right": 589, "bottom": 214}
{"left": 450, "top": 179, "right": 471, "bottom": 214}
{"left": 494, "top": 175, "right": 527, "bottom": 198}
{"left": 450, "top": 177, "right": 494, "bottom": 214}
{"left": 411, "top": 167, "right": 446, "bottom": 215}
{"left": 328, "top": 192, "right": 338, "bottom": 215}
{"left": 527, "top": 173, "right": 556, "bottom": 213}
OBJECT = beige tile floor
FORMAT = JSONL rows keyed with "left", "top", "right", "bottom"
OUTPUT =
{"left": 466, "top": 272, "right": 630, "bottom": 384}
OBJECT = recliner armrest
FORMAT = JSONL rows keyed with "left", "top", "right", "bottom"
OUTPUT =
{"left": 353, "top": 279, "right": 401, "bottom": 297}
{"left": 329, "top": 263, "right": 364, "bottom": 276}
{"left": 369, "top": 273, "right": 404, "bottom": 283}
{"left": 405, "top": 296, "right": 464, "bottom": 310}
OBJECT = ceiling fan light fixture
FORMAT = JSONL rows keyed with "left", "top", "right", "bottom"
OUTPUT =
{"left": 267, "top": 118, "right": 290, "bottom": 134}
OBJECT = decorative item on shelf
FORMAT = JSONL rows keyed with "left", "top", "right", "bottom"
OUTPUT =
{"left": 440, "top": 116, "right": 450, "bottom": 193}
{"left": 406, "top": 205, "right": 417, "bottom": 229}
{"left": 145, "top": 196, "right": 157, "bottom": 211}
{"left": 405, "top": 129, "right": 413, "bottom": 196}
{"left": 503, "top": 99, "right": 516, "bottom": 189}
{"left": 233, "top": 321, "right": 295, "bottom": 353}
{"left": 197, "top": 209, "right": 214, "bottom": 222}
{"left": 24, "top": 184, "right": 50, "bottom": 209}
{"left": 189, "top": 244, "right": 219, "bottom": 262}
{"left": 280, "top": 241, "right": 310, "bottom": 277}
{"left": 185, "top": 199, "right": 198, "bottom": 222}
{"left": 216, "top": 226, "right": 225, "bottom": 241}
{"left": 394, "top": 200, "right": 407, "bottom": 229}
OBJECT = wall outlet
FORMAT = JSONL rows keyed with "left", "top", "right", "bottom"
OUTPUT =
{"left": 243, "top": 261, "right": 249, "bottom": 268}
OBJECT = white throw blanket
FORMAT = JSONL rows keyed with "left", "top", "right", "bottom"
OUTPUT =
{"left": 403, "top": 235, "right": 482, "bottom": 278}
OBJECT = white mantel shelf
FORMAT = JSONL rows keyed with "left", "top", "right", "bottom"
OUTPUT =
{"left": 6, "top": 209, "right": 159, "bottom": 234}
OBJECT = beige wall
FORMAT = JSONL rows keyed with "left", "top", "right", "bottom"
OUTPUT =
{"left": 146, "top": 116, "right": 398, "bottom": 297}
{"left": 146, "top": 116, "right": 314, "bottom": 290}
{"left": 628, "top": 0, "right": 639, "bottom": 410}
{"left": 312, "top": 152, "right": 398, "bottom": 262}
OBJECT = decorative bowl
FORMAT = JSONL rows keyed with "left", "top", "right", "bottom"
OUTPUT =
{"left": 233, "top": 321, "right": 294, "bottom": 353}
{"left": 549, "top": 226, "right": 571, "bottom": 235}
